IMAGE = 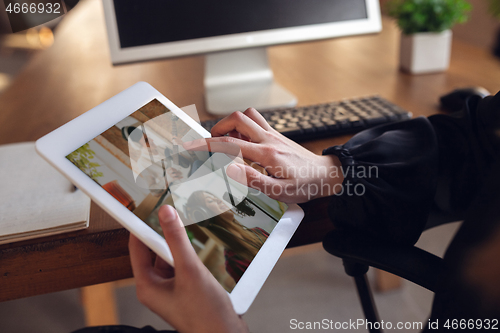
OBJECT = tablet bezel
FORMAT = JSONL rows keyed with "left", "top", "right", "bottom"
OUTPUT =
{"left": 35, "top": 82, "right": 304, "bottom": 314}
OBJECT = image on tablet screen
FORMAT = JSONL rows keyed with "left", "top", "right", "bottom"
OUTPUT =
{"left": 66, "top": 99, "right": 287, "bottom": 292}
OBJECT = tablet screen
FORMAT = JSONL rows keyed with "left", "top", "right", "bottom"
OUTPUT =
{"left": 66, "top": 99, "right": 287, "bottom": 292}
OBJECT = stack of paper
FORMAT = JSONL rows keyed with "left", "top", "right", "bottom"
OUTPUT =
{"left": 0, "top": 142, "right": 90, "bottom": 244}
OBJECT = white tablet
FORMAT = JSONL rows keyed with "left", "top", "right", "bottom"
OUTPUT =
{"left": 35, "top": 82, "right": 304, "bottom": 314}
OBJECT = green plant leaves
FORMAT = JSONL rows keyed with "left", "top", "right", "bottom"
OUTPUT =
{"left": 66, "top": 143, "right": 103, "bottom": 182}
{"left": 387, "top": 0, "right": 472, "bottom": 34}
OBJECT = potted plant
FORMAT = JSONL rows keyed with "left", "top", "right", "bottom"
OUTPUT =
{"left": 387, "top": 0, "right": 472, "bottom": 74}
{"left": 486, "top": 0, "right": 500, "bottom": 57}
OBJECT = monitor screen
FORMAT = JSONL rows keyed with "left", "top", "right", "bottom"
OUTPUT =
{"left": 103, "top": 0, "right": 380, "bottom": 64}
{"left": 103, "top": 0, "right": 381, "bottom": 113}
{"left": 113, "top": 0, "right": 368, "bottom": 49}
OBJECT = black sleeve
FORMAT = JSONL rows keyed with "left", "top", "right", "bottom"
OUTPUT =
{"left": 323, "top": 117, "right": 439, "bottom": 246}
{"left": 428, "top": 93, "right": 500, "bottom": 217}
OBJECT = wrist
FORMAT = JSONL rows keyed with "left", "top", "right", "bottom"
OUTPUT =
{"left": 311, "top": 154, "right": 344, "bottom": 199}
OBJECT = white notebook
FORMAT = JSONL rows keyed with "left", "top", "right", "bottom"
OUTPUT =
{"left": 0, "top": 142, "right": 90, "bottom": 244}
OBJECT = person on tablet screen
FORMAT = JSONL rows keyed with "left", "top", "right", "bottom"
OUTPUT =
{"left": 76, "top": 91, "right": 500, "bottom": 332}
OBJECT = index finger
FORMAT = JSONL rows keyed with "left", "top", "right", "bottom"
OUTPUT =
{"left": 242, "top": 107, "right": 272, "bottom": 130}
{"left": 211, "top": 111, "right": 266, "bottom": 142}
{"left": 183, "top": 138, "right": 261, "bottom": 164}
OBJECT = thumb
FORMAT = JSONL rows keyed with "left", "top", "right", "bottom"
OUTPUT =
{"left": 158, "top": 205, "right": 198, "bottom": 271}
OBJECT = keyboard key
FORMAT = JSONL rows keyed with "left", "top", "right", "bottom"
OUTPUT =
{"left": 303, "top": 127, "right": 316, "bottom": 134}
{"left": 316, "top": 125, "right": 328, "bottom": 133}
{"left": 274, "top": 124, "right": 285, "bottom": 130}
{"left": 338, "top": 120, "right": 351, "bottom": 129}
{"left": 326, "top": 122, "right": 339, "bottom": 131}
{"left": 387, "top": 114, "right": 399, "bottom": 122}
{"left": 277, "top": 127, "right": 302, "bottom": 136}
{"left": 364, "top": 114, "right": 387, "bottom": 126}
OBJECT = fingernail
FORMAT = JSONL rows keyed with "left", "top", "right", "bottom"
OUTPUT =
{"left": 158, "top": 205, "right": 174, "bottom": 221}
{"left": 226, "top": 163, "right": 245, "bottom": 182}
{"left": 158, "top": 205, "right": 184, "bottom": 228}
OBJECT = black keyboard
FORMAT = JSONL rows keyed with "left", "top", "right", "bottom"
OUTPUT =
{"left": 201, "top": 96, "right": 412, "bottom": 142}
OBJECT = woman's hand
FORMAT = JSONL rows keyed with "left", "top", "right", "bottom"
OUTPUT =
{"left": 184, "top": 108, "right": 343, "bottom": 203}
{"left": 128, "top": 205, "right": 248, "bottom": 333}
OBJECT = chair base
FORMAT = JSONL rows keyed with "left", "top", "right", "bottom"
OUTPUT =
{"left": 344, "top": 259, "right": 382, "bottom": 333}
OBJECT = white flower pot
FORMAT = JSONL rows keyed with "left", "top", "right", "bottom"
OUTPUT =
{"left": 399, "top": 30, "right": 452, "bottom": 74}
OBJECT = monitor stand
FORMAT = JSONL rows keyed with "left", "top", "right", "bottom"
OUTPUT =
{"left": 204, "top": 47, "right": 297, "bottom": 115}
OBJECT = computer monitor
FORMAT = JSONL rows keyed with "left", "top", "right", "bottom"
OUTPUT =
{"left": 103, "top": 0, "right": 381, "bottom": 115}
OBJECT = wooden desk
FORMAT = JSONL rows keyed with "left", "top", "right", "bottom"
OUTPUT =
{"left": 1, "top": 0, "right": 499, "bottom": 302}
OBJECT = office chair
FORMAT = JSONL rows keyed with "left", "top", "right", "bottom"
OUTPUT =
{"left": 322, "top": 205, "right": 460, "bottom": 333}
{"left": 321, "top": 91, "right": 500, "bottom": 332}
{"left": 321, "top": 127, "right": 478, "bottom": 333}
